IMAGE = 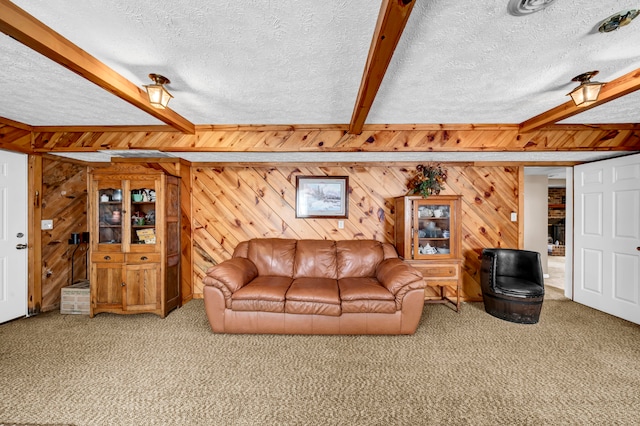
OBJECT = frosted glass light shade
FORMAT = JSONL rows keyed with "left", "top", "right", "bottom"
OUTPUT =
{"left": 568, "top": 82, "right": 603, "bottom": 106}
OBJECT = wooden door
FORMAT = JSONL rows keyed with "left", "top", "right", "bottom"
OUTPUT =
{"left": 0, "top": 150, "right": 27, "bottom": 323}
{"left": 413, "top": 197, "right": 458, "bottom": 260}
{"left": 128, "top": 177, "right": 161, "bottom": 253}
{"left": 124, "top": 263, "right": 160, "bottom": 313}
{"left": 91, "top": 178, "right": 124, "bottom": 253}
{"left": 574, "top": 153, "right": 640, "bottom": 325}
{"left": 91, "top": 261, "right": 124, "bottom": 317}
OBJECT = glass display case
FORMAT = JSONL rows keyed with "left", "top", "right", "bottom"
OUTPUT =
{"left": 395, "top": 195, "right": 462, "bottom": 311}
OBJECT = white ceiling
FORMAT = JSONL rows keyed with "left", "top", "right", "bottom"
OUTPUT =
{"left": 1, "top": 0, "right": 640, "bottom": 128}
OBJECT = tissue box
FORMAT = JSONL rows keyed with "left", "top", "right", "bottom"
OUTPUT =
{"left": 60, "top": 280, "right": 90, "bottom": 314}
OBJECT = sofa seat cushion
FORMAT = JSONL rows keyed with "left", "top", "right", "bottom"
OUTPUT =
{"left": 285, "top": 277, "right": 341, "bottom": 316}
{"left": 231, "top": 276, "right": 292, "bottom": 313}
{"left": 339, "top": 277, "right": 396, "bottom": 313}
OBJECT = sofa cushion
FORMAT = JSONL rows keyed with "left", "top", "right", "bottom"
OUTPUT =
{"left": 336, "top": 240, "right": 384, "bottom": 279}
{"left": 339, "top": 277, "right": 396, "bottom": 313}
{"left": 293, "top": 240, "right": 337, "bottom": 279}
{"left": 232, "top": 240, "right": 249, "bottom": 258}
{"left": 285, "top": 277, "right": 341, "bottom": 316}
{"left": 247, "top": 238, "right": 297, "bottom": 277}
{"left": 231, "top": 276, "right": 292, "bottom": 313}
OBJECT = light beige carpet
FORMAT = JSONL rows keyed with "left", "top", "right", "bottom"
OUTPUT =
{"left": 1, "top": 298, "right": 639, "bottom": 425}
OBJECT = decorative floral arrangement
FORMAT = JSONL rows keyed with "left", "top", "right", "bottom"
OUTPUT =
{"left": 407, "top": 163, "right": 447, "bottom": 197}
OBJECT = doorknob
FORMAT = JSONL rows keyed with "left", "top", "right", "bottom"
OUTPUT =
{"left": 16, "top": 244, "right": 27, "bottom": 250}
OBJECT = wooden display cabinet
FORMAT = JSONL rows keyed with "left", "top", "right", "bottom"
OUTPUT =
{"left": 88, "top": 164, "right": 181, "bottom": 318}
{"left": 395, "top": 195, "right": 463, "bottom": 311}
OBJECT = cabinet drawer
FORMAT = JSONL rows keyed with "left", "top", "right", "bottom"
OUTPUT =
{"left": 414, "top": 265, "right": 457, "bottom": 278}
{"left": 125, "top": 253, "right": 162, "bottom": 263}
{"left": 424, "top": 279, "right": 458, "bottom": 288}
{"left": 91, "top": 252, "right": 124, "bottom": 263}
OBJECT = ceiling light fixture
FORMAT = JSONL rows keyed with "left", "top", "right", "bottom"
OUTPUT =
{"left": 567, "top": 71, "right": 605, "bottom": 107}
{"left": 144, "top": 73, "right": 173, "bottom": 109}
{"left": 598, "top": 9, "right": 639, "bottom": 32}
{"left": 507, "top": 0, "right": 557, "bottom": 16}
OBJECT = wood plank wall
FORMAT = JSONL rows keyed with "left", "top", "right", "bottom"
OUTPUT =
{"left": 41, "top": 158, "right": 88, "bottom": 311}
{"left": 0, "top": 121, "right": 31, "bottom": 152}
{"left": 31, "top": 125, "right": 640, "bottom": 152}
{"left": 4, "top": 124, "right": 636, "bottom": 310}
{"left": 191, "top": 164, "right": 518, "bottom": 301}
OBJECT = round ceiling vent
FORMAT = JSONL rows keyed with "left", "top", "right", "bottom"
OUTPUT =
{"left": 507, "top": 0, "right": 557, "bottom": 16}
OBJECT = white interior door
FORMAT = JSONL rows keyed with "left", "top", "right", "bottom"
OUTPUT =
{"left": 0, "top": 150, "right": 28, "bottom": 323}
{"left": 574, "top": 153, "right": 640, "bottom": 325}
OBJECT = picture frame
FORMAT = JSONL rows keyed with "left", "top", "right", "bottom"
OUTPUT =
{"left": 295, "top": 176, "right": 349, "bottom": 219}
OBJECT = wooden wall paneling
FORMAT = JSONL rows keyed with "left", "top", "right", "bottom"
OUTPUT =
{"left": 235, "top": 167, "right": 321, "bottom": 238}
{"left": 346, "top": 166, "right": 395, "bottom": 241}
{"left": 0, "top": 123, "right": 32, "bottom": 153}
{"left": 187, "top": 164, "right": 520, "bottom": 301}
{"left": 40, "top": 158, "right": 88, "bottom": 311}
{"left": 192, "top": 224, "right": 229, "bottom": 297}
{"left": 459, "top": 166, "right": 519, "bottom": 300}
{"left": 29, "top": 127, "right": 640, "bottom": 153}
{"left": 201, "top": 167, "right": 293, "bottom": 240}
{"left": 192, "top": 177, "right": 249, "bottom": 250}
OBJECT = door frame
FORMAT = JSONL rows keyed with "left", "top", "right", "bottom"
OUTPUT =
{"left": 564, "top": 167, "right": 573, "bottom": 300}
{"left": 28, "top": 155, "right": 43, "bottom": 315}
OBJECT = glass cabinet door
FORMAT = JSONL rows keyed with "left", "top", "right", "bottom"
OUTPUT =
{"left": 98, "top": 186, "right": 123, "bottom": 244}
{"left": 413, "top": 201, "right": 452, "bottom": 258}
{"left": 129, "top": 184, "right": 157, "bottom": 246}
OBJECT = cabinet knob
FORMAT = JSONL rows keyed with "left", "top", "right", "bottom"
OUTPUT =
{"left": 104, "top": 255, "right": 111, "bottom": 260}
{"left": 141, "top": 256, "right": 148, "bottom": 261}
{"left": 121, "top": 282, "right": 126, "bottom": 287}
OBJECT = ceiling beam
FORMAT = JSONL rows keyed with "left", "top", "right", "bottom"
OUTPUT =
{"left": 520, "top": 67, "right": 640, "bottom": 133}
{"left": 348, "top": 0, "right": 416, "bottom": 135}
{"left": 0, "top": 0, "right": 195, "bottom": 134}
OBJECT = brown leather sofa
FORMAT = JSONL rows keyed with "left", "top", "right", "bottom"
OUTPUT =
{"left": 203, "top": 238, "right": 426, "bottom": 334}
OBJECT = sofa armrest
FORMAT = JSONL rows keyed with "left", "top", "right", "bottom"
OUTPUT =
{"left": 376, "top": 258, "right": 425, "bottom": 295}
{"left": 203, "top": 257, "right": 258, "bottom": 295}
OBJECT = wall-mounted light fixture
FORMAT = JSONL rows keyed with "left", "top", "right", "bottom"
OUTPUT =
{"left": 567, "top": 71, "right": 605, "bottom": 107}
{"left": 144, "top": 73, "right": 173, "bottom": 109}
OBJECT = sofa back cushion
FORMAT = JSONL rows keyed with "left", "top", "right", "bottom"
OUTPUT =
{"left": 336, "top": 240, "right": 384, "bottom": 279}
{"left": 293, "top": 240, "right": 337, "bottom": 279}
{"left": 233, "top": 241, "right": 249, "bottom": 258}
{"left": 247, "top": 238, "right": 297, "bottom": 277}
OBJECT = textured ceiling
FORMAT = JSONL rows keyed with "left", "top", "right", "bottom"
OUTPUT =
{"left": 1, "top": 0, "right": 640, "bottom": 128}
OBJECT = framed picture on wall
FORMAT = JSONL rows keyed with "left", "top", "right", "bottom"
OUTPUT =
{"left": 295, "top": 176, "right": 349, "bottom": 218}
